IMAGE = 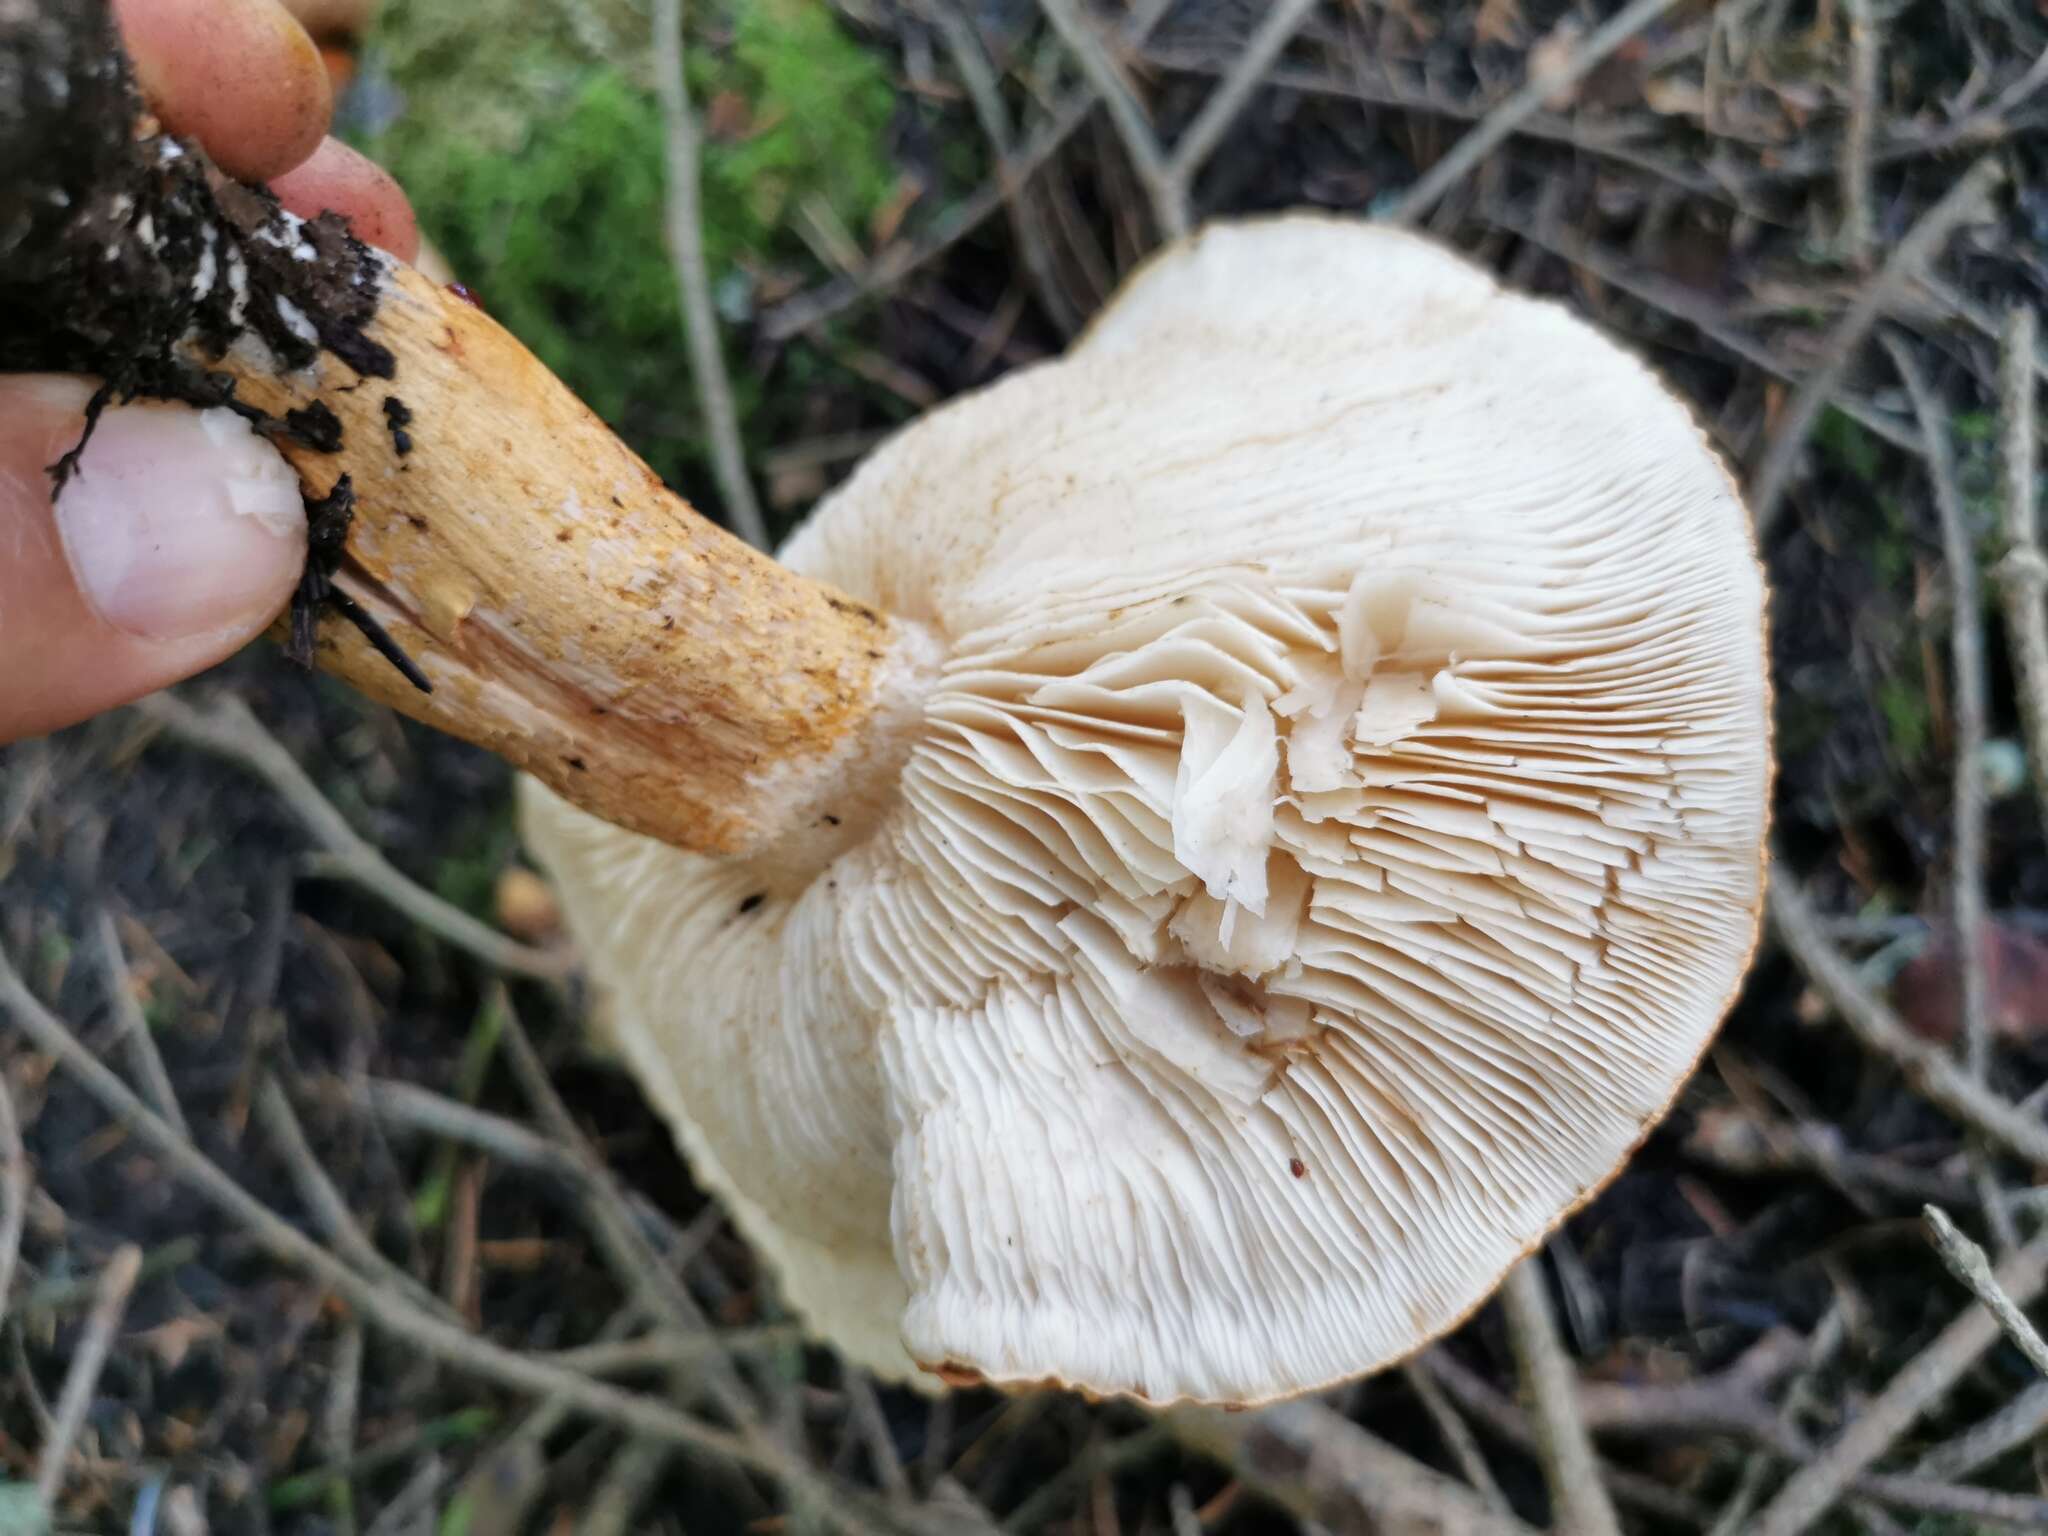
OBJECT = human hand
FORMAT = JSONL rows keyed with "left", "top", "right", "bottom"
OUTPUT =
{"left": 1, "top": 0, "right": 418, "bottom": 743}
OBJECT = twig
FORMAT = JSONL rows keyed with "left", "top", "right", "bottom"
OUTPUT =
{"left": 1476, "top": 205, "right": 1922, "bottom": 455}
{"left": 1768, "top": 865, "right": 2048, "bottom": 1167}
{"left": 253, "top": 1074, "right": 458, "bottom": 1320}
{"left": 540, "top": 1325, "right": 798, "bottom": 1376}
{"left": 762, "top": 1, "right": 1179, "bottom": 342}
{"left": 1146, "top": 47, "right": 1724, "bottom": 200}
{"left": 320, "top": 1323, "right": 365, "bottom": 1536}
{"left": 350, "top": 1076, "right": 579, "bottom": 1179}
{"left": 1685, "top": 1100, "right": 1972, "bottom": 1208}
{"left": 90, "top": 910, "right": 188, "bottom": 1138}
{"left": 494, "top": 999, "right": 714, "bottom": 1346}
{"left": 999, "top": 1426, "right": 1169, "bottom": 1533}
{"left": 1923, "top": 1206, "right": 2048, "bottom": 1378}
{"left": 1707, "top": 1452, "right": 1776, "bottom": 1536}
{"left": 844, "top": 1369, "right": 913, "bottom": 1503}
{"left": 1400, "top": 1360, "right": 1512, "bottom": 1516}
{"left": 0, "top": 943, "right": 894, "bottom": 1536}
{"left": 1996, "top": 307, "right": 2048, "bottom": 845}
{"left": 1424, "top": 1329, "right": 1806, "bottom": 1450}
{"left": 1498, "top": 1257, "right": 1623, "bottom": 1536}
{"left": 1841, "top": 1477, "right": 2048, "bottom": 1530}
{"left": 1036, "top": 0, "right": 1187, "bottom": 239}
{"left": 355, "top": 1070, "right": 688, "bottom": 1251}
{"left": 652, "top": 0, "right": 768, "bottom": 550}
{"left": 132, "top": 693, "right": 569, "bottom": 980}
{"left": 1428, "top": 1324, "right": 2046, "bottom": 1529}
{"left": 1163, "top": 0, "right": 1321, "bottom": 189}
{"left": 1750, "top": 1223, "right": 2048, "bottom": 1536}
{"left": 1172, "top": 1401, "right": 1540, "bottom": 1536}
{"left": 1911, "top": 1377, "right": 2048, "bottom": 1479}
{"left": 579, "top": 1436, "right": 674, "bottom": 1536}
{"left": 362, "top": 1455, "right": 445, "bottom": 1536}
{"left": 1750, "top": 156, "right": 2005, "bottom": 536}
{"left": 493, "top": 996, "right": 776, "bottom": 1468}
{"left": 34, "top": 1243, "right": 142, "bottom": 1508}
{"left": 1888, "top": 335, "right": 1995, "bottom": 1083}
{"left": 1384, "top": 0, "right": 1681, "bottom": 225}
{"left": 926, "top": 1, "right": 1079, "bottom": 336}
{"left": 0, "top": 1065, "right": 25, "bottom": 1329}
{"left": 1886, "top": 329, "right": 2017, "bottom": 1249}
{"left": 1841, "top": 0, "right": 1878, "bottom": 268}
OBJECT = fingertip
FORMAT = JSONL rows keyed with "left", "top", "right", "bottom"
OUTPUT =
{"left": 271, "top": 138, "right": 420, "bottom": 263}
{"left": 115, "top": 0, "right": 331, "bottom": 183}
{"left": 0, "top": 377, "right": 307, "bottom": 741}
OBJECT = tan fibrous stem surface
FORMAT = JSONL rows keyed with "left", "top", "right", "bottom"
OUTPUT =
{"left": 224, "top": 264, "right": 923, "bottom": 856}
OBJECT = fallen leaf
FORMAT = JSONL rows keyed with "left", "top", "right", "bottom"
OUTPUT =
{"left": 704, "top": 89, "right": 754, "bottom": 143}
{"left": 134, "top": 1314, "right": 222, "bottom": 1371}
{"left": 1474, "top": 0, "right": 1525, "bottom": 48}
{"left": 868, "top": 172, "right": 927, "bottom": 248}
{"left": 1644, "top": 75, "right": 1707, "bottom": 118}
{"left": 1893, "top": 920, "right": 2048, "bottom": 1044}
{"left": 493, "top": 867, "right": 560, "bottom": 944}
{"left": 1529, "top": 18, "right": 1587, "bottom": 110}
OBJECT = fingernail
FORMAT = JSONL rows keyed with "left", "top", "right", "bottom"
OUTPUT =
{"left": 54, "top": 403, "right": 308, "bottom": 640}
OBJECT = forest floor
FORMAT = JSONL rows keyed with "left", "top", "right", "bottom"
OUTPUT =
{"left": 6, "top": 1, "right": 2048, "bottom": 1533}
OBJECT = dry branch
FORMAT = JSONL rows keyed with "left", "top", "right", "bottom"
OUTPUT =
{"left": 254, "top": 1073, "right": 456, "bottom": 1320}
{"left": 1768, "top": 865, "right": 2048, "bottom": 1167}
{"left": 1996, "top": 307, "right": 2048, "bottom": 845}
{"left": 35, "top": 1243, "right": 142, "bottom": 1509}
{"left": 1750, "top": 1224, "right": 2048, "bottom": 1536}
{"left": 1499, "top": 1257, "right": 1621, "bottom": 1536}
{"left": 762, "top": 1, "right": 1180, "bottom": 341}
{"left": 1171, "top": 1401, "right": 1540, "bottom": 1536}
{"left": 1841, "top": 0, "right": 1878, "bottom": 267}
{"left": 926, "top": 2, "right": 1080, "bottom": 337}
{"left": 1750, "top": 157, "right": 2004, "bottom": 535}
{"left": 1886, "top": 336, "right": 1994, "bottom": 1088}
{"left": 1164, "top": 0, "right": 1321, "bottom": 190}
{"left": 653, "top": 0, "right": 767, "bottom": 550}
{"left": 1384, "top": 0, "right": 1681, "bottom": 225}
{"left": 0, "top": 1064, "right": 25, "bottom": 1331}
{"left": 580, "top": 1437, "right": 675, "bottom": 1536}
{"left": 1923, "top": 1206, "right": 2048, "bottom": 1379}
{"left": 1401, "top": 1360, "right": 1512, "bottom": 1516}
{"left": 1911, "top": 1377, "right": 2048, "bottom": 1479}
{"left": 1036, "top": 0, "right": 1187, "bottom": 239}
{"left": 0, "top": 943, "right": 896, "bottom": 1536}
{"left": 134, "top": 692, "right": 568, "bottom": 979}
{"left": 91, "top": 910, "right": 189, "bottom": 1137}
{"left": 321, "top": 1322, "right": 366, "bottom": 1536}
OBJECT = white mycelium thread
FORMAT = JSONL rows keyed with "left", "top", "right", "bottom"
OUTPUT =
{"left": 522, "top": 217, "right": 1770, "bottom": 1406}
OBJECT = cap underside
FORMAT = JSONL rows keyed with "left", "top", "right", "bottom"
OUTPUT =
{"left": 523, "top": 215, "right": 1770, "bottom": 1406}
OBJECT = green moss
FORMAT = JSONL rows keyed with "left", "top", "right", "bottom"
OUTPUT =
{"left": 1814, "top": 407, "right": 1882, "bottom": 483}
{"left": 1877, "top": 673, "right": 1931, "bottom": 765}
{"left": 354, "top": 0, "right": 897, "bottom": 501}
{"left": 431, "top": 797, "right": 519, "bottom": 920}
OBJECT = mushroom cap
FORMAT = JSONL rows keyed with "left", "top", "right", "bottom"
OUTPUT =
{"left": 523, "top": 215, "right": 1770, "bottom": 1407}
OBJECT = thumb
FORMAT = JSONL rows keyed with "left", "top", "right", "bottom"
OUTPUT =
{"left": 1, "top": 377, "right": 307, "bottom": 742}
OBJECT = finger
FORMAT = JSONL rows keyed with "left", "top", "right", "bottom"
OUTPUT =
{"left": 113, "top": 0, "right": 330, "bottom": 183}
{"left": 277, "top": 0, "right": 378, "bottom": 42}
{"left": 271, "top": 138, "right": 421, "bottom": 263}
{"left": 0, "top": 377, "right": 307, "bottom": 743}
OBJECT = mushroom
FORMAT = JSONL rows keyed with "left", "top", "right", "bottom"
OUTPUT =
{"left": 521, "top": 215, "right": 1771, "bottom": 1407}
{"left": 5, "top": 8, "right": 1764, "bottom": 1397}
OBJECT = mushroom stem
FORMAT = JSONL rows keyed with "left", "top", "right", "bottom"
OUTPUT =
{"left": 2, "top": 0, "right": 934, "bottom": 857}
{"left": 245, "top": 265, "right": 936, "bottom": 857}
